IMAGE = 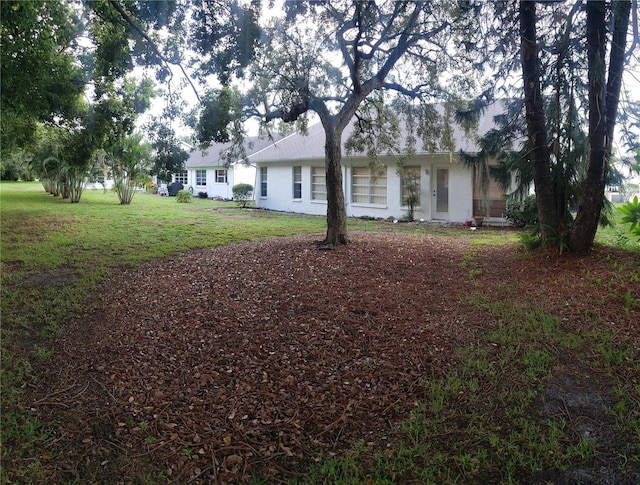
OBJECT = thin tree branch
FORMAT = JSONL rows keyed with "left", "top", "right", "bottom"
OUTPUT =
{"left": 107, "top": 0, "right": 201, "bottom": 104}
{"left": 382, "top": 82, "right": 423, "bottom": 98}
{"left": 625, "top": 0, "right": 639, "bottom": 61}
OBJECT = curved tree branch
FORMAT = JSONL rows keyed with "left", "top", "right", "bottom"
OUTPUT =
{"left": 624, "top": 0, "right": 639, "bottom": 61}
{"left": 107, "top": 0, "right": 202, "bottom": 104}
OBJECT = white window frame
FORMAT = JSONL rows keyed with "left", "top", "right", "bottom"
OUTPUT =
{"left": 352, "top": 166, "right": 387, "bottom": 205}
{"left": 195, "top": 169, "right": 207, "bottom": 186}
{"left": 293, "top": 166, "right": 302, "bottom": 199}
{"left": 174, "top": 171, "right": 188, "bottom": 185}
{"left": 215, "top": 169, "right": 228, "bottom": 184}
{"left": 260, "top": 167, "right": 268, "bottom": 197}
{"left": 311, "top": 166, "right": 326, "bottom": 201}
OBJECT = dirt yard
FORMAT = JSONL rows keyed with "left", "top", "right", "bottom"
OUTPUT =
{"left": 26, "top": 232, "right": 640, "bottom": 483}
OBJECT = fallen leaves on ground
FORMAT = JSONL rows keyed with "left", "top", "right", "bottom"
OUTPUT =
{"left": 26, "top": 231, "right": 639, "bottom": 483}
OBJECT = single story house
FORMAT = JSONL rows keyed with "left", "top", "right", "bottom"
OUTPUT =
{"left": 178, "top": 136, "right": 282, "bottom": 199}
{"left": 250, "top": 114, "right": 514, "bottom": 224}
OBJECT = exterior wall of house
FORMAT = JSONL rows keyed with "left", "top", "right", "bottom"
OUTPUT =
{"left": 253, "top": 160, "right": 328, "bottom": 216}
{"left": 254, "top": 154, "right": 476, "bottom": 223}
{"left": 181, "top": 168, "right": 235, "bottom": 199}
{"left": 606, "top": 161, "right": 640, "bottom": 203}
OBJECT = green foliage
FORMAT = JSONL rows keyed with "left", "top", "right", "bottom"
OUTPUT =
{"left": 176, "top": 189, "right": 192, "bottom": 203}
{"left": 0, "top": 151, "right": 34, "bottom": 181}
{"left": 0, "top": 0, "right": 85, "bottom": 152}
{"left": 618, "top": 196, "right": 640, "bottom": 240}
{"left": 107, "top": 134, "right": 151, "bottom": 205}
{"left": 91, "top": 78, "right": 155, "bottom": 147}
{"left": 193, "top": 87, "right": 240, "bottom": 145}
{"left": 232, "top": 183, "right": 253, "bottom": 208}
{"left": 400, "top": 171, "right": 420, "bottom": 221}
{"left": 145, "top": 119, "right": 189, "bottom": 182}
{"left": 504, "top": 195, "right": 538, "bottom": 228}
{"left": 594, "top": 202, "right": 640, "bottom": 250}
{"left": 189, "top": 1, "right": 262, "bottom": 84}
{"left": 29, "top": 114, "right": 102, "bottom": 203}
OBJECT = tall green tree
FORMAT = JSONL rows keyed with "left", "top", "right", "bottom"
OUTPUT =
{"left": 565, "top": 0, "right": 633, "bottom": 253}
{"left": 31, "top": 108, "right": 102, "bottom": 203}
{"left": 1, "top": 0, "right": 85, "bottom": 152}
{"left": 519, "top": 0, "right": 635, "bottom": 253}
{"left": 462, "top": 0, "right": 638, "bottom": 253}
{"left": 107, "top": 133, "right": 151, "bottom": 204}
{"left": 146, "top": 120, "right": 190, "bottom": 183}
{"left": 200, "top": 1, "right": 469, "bottom": 246}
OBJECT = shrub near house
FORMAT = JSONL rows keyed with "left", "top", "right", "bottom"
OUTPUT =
{"left": 233, "top": 183, "right": 253, "bottom": 208}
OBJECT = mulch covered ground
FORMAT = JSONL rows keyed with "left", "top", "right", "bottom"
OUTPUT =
{"left": 26, "top": 231, "right": 640, "bottom": 483}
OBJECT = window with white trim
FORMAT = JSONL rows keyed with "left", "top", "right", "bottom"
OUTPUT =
{"left": 260, "top": 167, "right": 268, "bottom": 197}
{"left": 215, "top": 169, "right": 228, "bottom": 183}
{"left": 196, "top": 170, "right": 207, "bottom": 186}
{"left": 293, "top": 166, "right": 302, "bottom": 199}
{"left": 401, "top": 166, "right": 421, "bottom": 206}
{"left": 352, "top": 166, "right": 387, "bottom": 204}
{"left": 311, "top": 167, "right": 326, "bottom": 200}
{"left": 174, "top": 171, "right": 188, "bottom": 185}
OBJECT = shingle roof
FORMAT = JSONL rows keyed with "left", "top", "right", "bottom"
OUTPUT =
{"left": 188, "top": 104, "right": 504, "bottom": 167}
{"left": 186, "top": 134, "right": 285, "bottom": 168}
{"left": 249, "top": 106, "right": 503, "bottom": 163}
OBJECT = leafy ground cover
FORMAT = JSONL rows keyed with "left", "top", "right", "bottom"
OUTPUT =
{"left": 2, "top": 182, "right": 639, "bottom": 484}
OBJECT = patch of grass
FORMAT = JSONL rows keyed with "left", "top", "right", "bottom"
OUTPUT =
{"left": 595, "top": 204, "right": 640, "bottom": 251}
{"left": 300, "top": 295, "right": 637, "bottom": 483}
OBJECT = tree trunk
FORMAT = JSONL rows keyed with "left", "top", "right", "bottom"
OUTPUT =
{"left": 567, "top": 1, "right": 631, "bottom": 254}
{"left": 519, "top": 1, "right": 561, "bottom": 243}
{"left": 324, "top": 124, "right": 349, "bottom": 246}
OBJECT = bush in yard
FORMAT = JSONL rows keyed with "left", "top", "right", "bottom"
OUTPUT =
{"left": 176, "top": 189, "right": 192, "bottom": 203}
{"left": 619, "top": 196, "right": 640, "bottom": 240}
{"left": 197, "top": 191, "right": 208, "bottom": 199}
{"left": 233, "top": 183, "right": 253, "bottom": 208}
{"left": 504, "top": 195, "right": 538, "bottom": 228}
{"left": 401, "top": 172, "right": 420, "bottom": 221}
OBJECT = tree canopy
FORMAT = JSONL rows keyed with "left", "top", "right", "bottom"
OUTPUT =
{"left": 0, "top": 0, "right": 85, "bottom": 151}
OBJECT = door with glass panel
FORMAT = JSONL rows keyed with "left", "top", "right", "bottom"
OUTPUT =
{"left": 432, "top": 168, "right": 449, "bottom": 219}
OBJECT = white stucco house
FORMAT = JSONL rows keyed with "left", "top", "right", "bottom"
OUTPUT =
{"left": 606, "top": 158, "right": 640, "bottom": 203}
{"left": 178, "top": 136, "right": 282, "bottom": 199}
{"left": 249, "top": 115, "right": 513, "bottom": 224}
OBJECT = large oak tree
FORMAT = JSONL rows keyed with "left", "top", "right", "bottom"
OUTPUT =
{"left": 237, "top": 1, "right": 470, "bottom": 246}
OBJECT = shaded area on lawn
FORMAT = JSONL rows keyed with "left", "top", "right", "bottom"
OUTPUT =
{"left": 24, "top": 233, "right": 640, "bottom": 483}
